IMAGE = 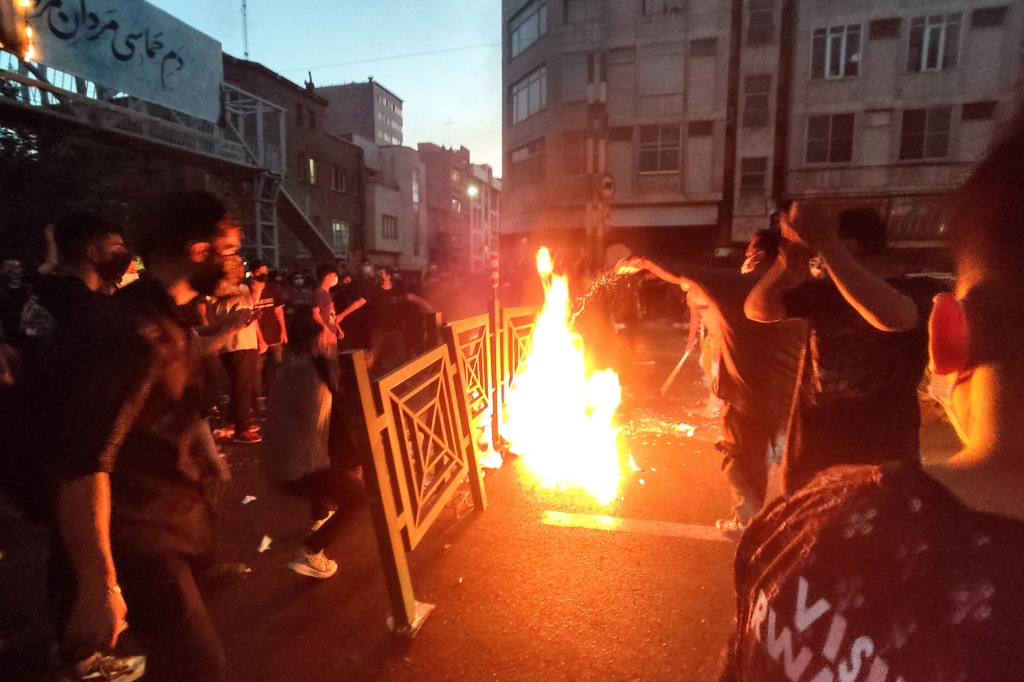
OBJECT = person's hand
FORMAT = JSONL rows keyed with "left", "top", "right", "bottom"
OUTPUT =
{"left": 66, "top": 582, "right": 127, "bottom": 652}
{"left": 336, "top": 328, "right": 345, "bottom": 341}
{"left": 224, "top": 308, "right": 251, "bottom": 331}
{"left": 280, "top": 331, "right": 288, "bottom": 345}
{"left": 258, "top": 339, "right": 268, "bottom": 354}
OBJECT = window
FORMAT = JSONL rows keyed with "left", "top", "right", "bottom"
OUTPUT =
{"left": 307, "top": 157, "right": 318, "bottom": 186}
{"left": 511, "top": 66, "right": 547, "bottom": 124}
{"left": 743, "top": 75, "right": 771, "bottom": 128}
{"left": 962, "top": 100, "right": 997, "bottom": 121}
{"left": 295, "top": 103, "right": 304, "bottom": 127}
{"left": 510, "top": 0, "right": 547, "bottom": 58}
{"left": 811, "top": 25, "right": 861, "bottom": 79}
{"left": 899, "top": 107, "right": 952, "bottom": 160}
{"left": 739, "top": 157, "right": 768, "bottom": 192}
{"left": 806, "top": 113, "right": 854, "bottom": 163}
{"left": 638, "top": 124, "right": 681, "bottom": 173}
{"left": 451, "top": 198, "right": 462, "bottom": 213}
{"left": 643, "top": 0, "right": 684, "bottom": 14}
{"left": 297, "top": 152, "right": 307, "bottom": 182}
{"left": 689, "top": 37, "right": 717, "bottom": 58}
{"left": 565, "top": 0, "right": 602, "bottom": 23}
{"left": 411, "top": 168, "right": 420, "bottom": 204}
{"left": 382, "top": 214, "right": 398, "bottom": 239}
{"left": 309, "top": 110, "right": 316, "bottom": 131}
{"left": 331, "top": 165, "right": 348, "bottom": 192}
{"left": 908, "top": 14, "right": 961, "bottom": 72}
{"left": 451, "top": 168, "right": 462, "bottom": 184}
{"left": 331, "top": 220, "right": 349, "bottom": 256}
{"left": 972, "top": 6, "right": 1007, "bottom": 28}
{"left": 509, "top": 137, "right": 546, "bottom": 186}
{"left": 562, "top": 130, "right": 588, "bottom": 175}
{"left": 747, "top": 0, "right": 774, "bottom": 45}
{"left": 687, "top": 120, "right": 713, "bottom": 136}
{"left": 869, "top": 17, "right": 900, "bottom": 40}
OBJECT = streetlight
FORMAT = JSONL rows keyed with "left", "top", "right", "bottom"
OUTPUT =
{"left": 467, "top": 185, "right": 479, "bottom": 198}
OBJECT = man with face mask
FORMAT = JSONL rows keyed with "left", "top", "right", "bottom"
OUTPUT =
{"left": 722, "top": 120, "right": 1024, "bottom": 681}
{"left": 45, "top": 191, "right": 236, "bottom": 681}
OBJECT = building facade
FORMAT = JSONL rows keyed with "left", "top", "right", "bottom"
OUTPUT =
{"left": 501, "top": 0, "right": 1024, "bottom": 264}
{"left": 317, "top": 79, "right": 404, "bottom": 147}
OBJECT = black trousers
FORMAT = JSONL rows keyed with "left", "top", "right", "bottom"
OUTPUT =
{"left": 717, "top": 402, "right": 780, "bottom": 524}
{"left": 221, "top": 349, "right": 258, "bottom": 431}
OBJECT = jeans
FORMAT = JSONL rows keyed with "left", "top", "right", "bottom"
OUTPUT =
{"left": 221, "top": 349, "right": 258, "bottom": 431}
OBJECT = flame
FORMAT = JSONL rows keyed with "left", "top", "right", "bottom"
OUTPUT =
{"left": 501, "top": 247, "right": 624, "bottom": 504}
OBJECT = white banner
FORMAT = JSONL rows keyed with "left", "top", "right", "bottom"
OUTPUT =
{"left": 29, "top": 0, "right": 223, "bottom": 122}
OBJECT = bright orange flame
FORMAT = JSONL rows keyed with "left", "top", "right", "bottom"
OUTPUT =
{"left": 501, "top": 247, "right": 624, "bottom": 504}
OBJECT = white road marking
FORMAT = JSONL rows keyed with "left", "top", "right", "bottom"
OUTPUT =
{"left": 541, "top": 511, "right": 731, "bottom": 543}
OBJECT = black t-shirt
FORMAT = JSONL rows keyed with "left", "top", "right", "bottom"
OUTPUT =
{"left": 780, "top": 276, "right": 948, "bottom": 491}
{"left": 690, "top": 268, "right": 805, "bottom": 425}
{"left": 723, "top": 462, "right": 1024, "bottom": 682}
{"left": 46, "top": 277, "right": 215, "bottom": 556}
{"left": 254, "top": 281, "right": 285, "bottom": 345}
{"left": 367, "top": 286, "right": 407, "bottom": 332}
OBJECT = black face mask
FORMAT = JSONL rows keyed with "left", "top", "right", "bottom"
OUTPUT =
{"left": 96, "top": 251, "right": 134, "bottom": 283}
{"left": 188, "top": 259, "right": 227, "bottom": 297}
{"left": 253, "top": 273, "right": 268, "bottom": 283}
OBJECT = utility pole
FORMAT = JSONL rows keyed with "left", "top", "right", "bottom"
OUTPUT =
{"left": 241, "top": 0, "right": 250, "bottom": 60}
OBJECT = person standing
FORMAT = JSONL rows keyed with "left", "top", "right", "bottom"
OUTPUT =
{"left": 249, "top": 260, "right": 288, "bottom": 402}
{"left": 47, "top": 191, "right": 238, "bottom": 681}
{"left": 722, "top": 111, "right": 1024, "bottom": 682}
{"left": 745, "top": 204, "right": 947, "bottom": 493}
{"left": 311, "top": 263, "right": 343, "bottom": 355}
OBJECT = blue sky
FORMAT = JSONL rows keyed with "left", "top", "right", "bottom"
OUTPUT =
{"left": 148, "top": 0, "right": 503, "bottom": 175}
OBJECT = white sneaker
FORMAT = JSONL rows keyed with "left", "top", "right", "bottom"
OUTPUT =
{"left": 62, "top": 653, "right": 146, "bottom": 682}
{"left": 288, "top": 550, "right": 338, "bottom": 579}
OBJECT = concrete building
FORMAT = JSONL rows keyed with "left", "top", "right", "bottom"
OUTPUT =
{"left": 222, "top": 55, "right": 365, "bottom": 267}
{"left": 346, "top": 135, "right": 427, "bottom": 273}
{"left": 317, "top": 79, "right": 404, "bottom": 147}
{"left": 501, "top": 0, "right": 1024, "bottom": 265}
{"left": 419, "top": 143, "right": 502, "bottom": 274}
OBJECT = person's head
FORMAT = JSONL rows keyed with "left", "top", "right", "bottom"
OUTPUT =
{"left": 251, "top": 259, "right": 269, "bottom": 283}
{"left": 136, "top": 191, "right": 238, "bottom": 298}
{"left": 742, "top": 229, "right": 781, "bottom": 273}
{"left": 315, "top": 263, "right": 338, "bottom": 289}
{"left": 53, "top": 211, "right": 132, "bottom": 284}
{"left": 928, "top": 123, "right": 1024, "bottom": 447}
{"left": 379, "top": 267, "right": 392, "bottom": 289}
{"left": 1, "top": 259, "right": 23, "bottom": 287}
{"left": 837, "top": 208, "right": 887, "bottom": 258}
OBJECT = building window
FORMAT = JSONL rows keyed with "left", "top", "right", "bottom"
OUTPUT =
{"left": 309, "top": 110, "right": 316, "bottom": 131}
{"left": 510, "top": 0, "right": 547, "bottom": 59}
{"left": 307, "top": 157, "right": 318, "bottom": 186}
{"left": 806, "top": 113, "right": 854, "bottom": 164}
{"left": 868, "top": 17, "right": 901, "bottom": 40}
{"left": 511, "top": 66, "right": 547, "bottom": 124}
{"left": 739, "top": 157, "right": 768, "bottom": 192}
{"left": 451, "top": 168, "right": 462, "bottom": 184}
{"left": 565, "top": 0, "right": 602, "bottom": 23}
{"left": 297, "top": 152, "right": 307, "bottom": 182}
{"left": 382, "top": 214, "right": 398, "bottom": 239}
{"left": 331, "top": 164, "right": 348, "bottom": 192}
{"left": 509, "top": 137, "right": 546, "bottom": 187}
{"left": 811, "top": 24, "right": 861, "bottom": 79}
{"left": 908, "top": 13, "right": 961, "bottom": 72}
{"left": 689, "top": 37, "right": 717, "bottom": 58}
{"left": 971, "top": 6, "right": 1007, "bottom": 28}
{"left": 743, "top": 75, "right": 771, "bottom": 128}
{"left": 962, "top": 100, "right": 997, "bottom": 121}
{"left": 411, "top": 168, "right": 420, "bottom": 204}
{"left": 747, "top": 0, "right": 774, "bottom": 45}
{"left": 638, "top": 124, "right": 682, "bottom": 173}
{"left": 899, "top": 107, "right": 952, "bottom": 160}
{"left": 451, "top": 198, "right": 462, "bottom": 213}
{"left": 295, "top": 103, "right": 304, "bottom": 127}
{"left": 643, "top": 0, "right": 684, "bottom": 14}
{"left": 331, "top": 220, "right": 349, "bottom": 256}
{"left": 562, "top": 130, "right": 588, "bottom": 175}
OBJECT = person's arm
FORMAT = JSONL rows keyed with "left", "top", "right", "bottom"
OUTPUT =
{"left": 37, "top": 224, "right": 59, "bottom": 276}
{"left": 815, "top": 240, "right": 917, "bottom": 332}
{"left": 56, "top": 473, "right": 127, "bottom": 651}
{"left": 254, "top": 318, "right": 268, "bottom": 354}
{"left": 275, "top": 304, "right": 288, "bottom": 344}
{"left": 336, "top": 297, "right": 366, "bottom": 323}
{"left": 405, "top": 292, "right": 439, "bottom": 314}
{"left": 743, "top": 243, "right": 810, "bottom": 323}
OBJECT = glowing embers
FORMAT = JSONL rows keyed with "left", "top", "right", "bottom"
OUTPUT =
{"left": 501, "top": 248, "right": 625, "bottom": 505}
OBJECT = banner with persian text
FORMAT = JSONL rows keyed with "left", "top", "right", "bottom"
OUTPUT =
{"left": 28, "top": 0, "right": 223, "bottom": 122}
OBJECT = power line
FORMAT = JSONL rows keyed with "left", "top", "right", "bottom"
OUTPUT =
{"left": 278, "top": 42, "right": 500, "bottom": 74}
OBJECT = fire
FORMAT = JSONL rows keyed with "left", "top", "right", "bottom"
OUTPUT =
{"left": 501, "top": 248, "right": 624, "bottom": 504}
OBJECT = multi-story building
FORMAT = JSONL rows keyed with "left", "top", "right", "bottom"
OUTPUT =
{"left": 501, "top": 0, "right": 1024, "bottom": 265}
{"left": 346, "top": 134, "right": 428, "bottom": 273}
{"left": 418, "top": 144, "right": 501, "bottom": 274}
{"left": 222, "top": 55, "right": 365, "bottom": 267}
{"left": 318, "top": 79, "right": 404, "bottom": 147}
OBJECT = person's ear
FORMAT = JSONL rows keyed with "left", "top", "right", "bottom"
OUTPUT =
{"left": 929, "top": 292, "right": 971, "bottom": 375}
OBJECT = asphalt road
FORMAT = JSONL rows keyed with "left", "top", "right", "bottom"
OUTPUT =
{"left": 0, "top": 319, "right": 960, "bottom": 681}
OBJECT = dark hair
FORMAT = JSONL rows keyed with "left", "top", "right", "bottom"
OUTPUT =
{"left": 749, "top": 228, "right": 781, "bottom": 265}
{"left": 838, "top": 208, "right": 887, "bottom": 257}
{"left": 250, "top": 259, "right": 266, "bottom": 271}
{"left": 53, "top": 211, "right": 123, "bottom": 262}
{"left": 136, "top": 191, "right": 229, "bottom": 262}
{"left": 315, "top": 263, "right": 336, "bottom": 284}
